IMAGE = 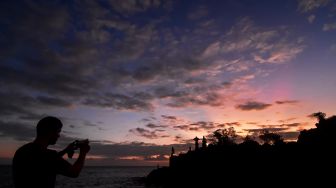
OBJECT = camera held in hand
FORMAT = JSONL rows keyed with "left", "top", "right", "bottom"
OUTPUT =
{"left": 67, "top": 139, "right": 89, "bottom": 159}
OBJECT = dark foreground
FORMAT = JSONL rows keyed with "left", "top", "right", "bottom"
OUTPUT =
{"left": 145, "top": 112, "right": 336, "bottom": 187}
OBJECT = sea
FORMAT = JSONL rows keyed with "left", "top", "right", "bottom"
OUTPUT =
{"left": 0, "top": 165, "right": 156, "bottom": 188}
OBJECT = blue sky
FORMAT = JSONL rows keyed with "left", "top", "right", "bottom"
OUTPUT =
{"left": 0, "top": 0, "right": 336, "bottom": 165}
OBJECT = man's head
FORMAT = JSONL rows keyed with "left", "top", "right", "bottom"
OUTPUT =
{"left": 36, "top": 116, "right": 63, "bottom": 145}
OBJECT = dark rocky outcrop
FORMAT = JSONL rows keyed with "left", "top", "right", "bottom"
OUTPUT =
{"left": 146, "top": 112, "right": 336, "bottom": 187}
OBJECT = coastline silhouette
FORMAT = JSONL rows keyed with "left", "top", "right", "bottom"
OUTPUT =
{"left": 12, "top": 116, "right": 90, "bottom": 188}
{"left": 146, "top": 112, "right": 336, "bottom": 187}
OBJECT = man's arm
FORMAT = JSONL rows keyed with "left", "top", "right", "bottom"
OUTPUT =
{"left": 59, "top": 144, "right": 90, "bottom": 178}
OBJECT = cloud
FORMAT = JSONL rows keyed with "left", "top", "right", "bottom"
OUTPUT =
{"left": 323, "top": 22, "right": 336, "bottom": 31}
{"left": 201, "top": 17, "right": 305, "bottom": 65}
{"left": 138, "top": 115, "right": 227, "bottom": 143}
{"left": 246, "top": 122, "right": 258, "bottom": 125}
{"left": 253, "top": 45, "right": 304, "bottom": 64}
{"left": 201, "top": 41, "right": 221, "bottom": 59}
{"left": 275, "top": 100, "right": 300, "bottom": 105}
{"left": 258, "top": 123, "right": 303, "bottom": 128}
{"left": 223, "top": 122, "right": 241, "bottom": 127}
{"left": 117, "top": 155, "right": 144, "bottom": 160}
{"left": 35, "top": 96, "right": 72, "bottom": 107}
{"left": 173, "top": 121, "right": 218, "bottom": 132}
{"left": 173, "top": 125, "right": 190, "bottom": 131}
{"left": 139, "top": 115, "right": 188, "bottom": 133}
{"left": 278, "top": 117, "right": 297, "bottom": 122}
{"left": 83, "top": 93, "right": 154, "bottom": 111}
{"left": 188, "top": 5, "right": 208, "bottom": 20}
{"left": 129, "top": 128, "right": 169, "bottom": 139}
{"left": 331, "top": 44, "right": 336, "bottom": 53}
{"left": 297, "top": 0, "right": 330, "bottom": 12}
{"left": 236, "top": 101, "right": 272, "bottom": 111}
{"left": 307, "top": 15, "right": 316, "bottom": 23}
{"left": 145, "top": 123, "right": 168, "bottom": 129}
{"left": 174, "top": 136, "right": 192, "bottom": 144}
{"left": 151, "top": 83, "right": 226, "bottom": 108}
{"left": 0, "top": 2, "right": 98, "bottom": 96}
{"left": 161, "top": 115, "right": 177, "bottom": 120}
{"left": 82, "top": 120, "right": 104, "bottom": 130}
{"left": 144, "top": 154, "right": 170, "bottom": 161}
{"left": 189, "top": 121, "right": 216, "bottom": 130}
{"left": 0, "top": 121, "right": 35, "bottom": 141}
{"left": 108, "top": 0, "right": 161, "bottom": 15}
{"left": 167, "top": 92, "right": 223, "bottom": 108}
{"left": 153, "top": 86, "right": 186, "bottom": 99}
{"left": 244, "top": 127, "right": 289, "bottom": 133}
{"left": 232, "top": 74, "right": 256, "bottom": 85}
{"left": 0, "top": 91, "right": 66, "bottom": 121}
{"left": 139, "top": 117, "right": 240, "bottom": 136}
{"left": 0, "top": 1, "right": 307, "bottom": 118}
{"left": 0, "top": 1, "right": 313, "bottom": 155}
{"left": 0, "top": 1, "right": 165, "bottom": 114}
{"left": 0, "top": 92, "right": 35, "bottom": 117}
{"left": 282, "top": 123, "right": 302, "bottom": 127}
{"left": 140, "top": 117, "right": 156, "bottom": 123}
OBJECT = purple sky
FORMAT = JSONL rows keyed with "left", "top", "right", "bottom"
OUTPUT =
{"left": 0, "top": 0, "right": 336, "bottom": 166}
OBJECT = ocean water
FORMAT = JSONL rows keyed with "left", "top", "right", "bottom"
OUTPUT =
{"left": 0, "top": 165, "right": 156, "bottom": 188}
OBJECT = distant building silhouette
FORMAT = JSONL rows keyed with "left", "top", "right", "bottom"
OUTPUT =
{"left": 193, "top": 137, "right": 200, "bottom": 150}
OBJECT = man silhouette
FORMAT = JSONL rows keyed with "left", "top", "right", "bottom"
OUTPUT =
{"left": 12, "top": 116, "right": 90, "bottom": 188}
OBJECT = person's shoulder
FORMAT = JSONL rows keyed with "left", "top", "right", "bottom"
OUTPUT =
{"left": 15, "top": 143, "right": 41, "bottom": 156}
{"left": 46, "top": 148, "right": 58, "bottom": 155}
{"left": 13, "top": 143, "right": 36, "bottom": 162}
{"left": 16, "top": 143, "right": 34, "bottom": 152}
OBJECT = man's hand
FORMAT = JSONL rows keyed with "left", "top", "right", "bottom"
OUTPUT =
{"left": 79, "top": 142, "right": 90, "bottom": 155}
{"left": 65, "top": 142, "right": 76, "bottom": 152}
{"left": 58, "top": 142, "right": 76, "bottom": 157}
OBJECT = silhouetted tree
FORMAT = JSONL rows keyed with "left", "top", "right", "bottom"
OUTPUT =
{"left": 210, "top": 127, "right": 237, "bottom": 146}
{"left": 311, "top": 112, "right": 326, "bottom": 128}
{"left": 222, "top": 127, "right": 237, "bottom": 143}
{"left": 213, "top": 130, "right": 223, "bottom": 145}
{"left": 259, "top": 131, "right": 283, "bottom": 145}
{"left": 241, "top": 135, "right": 260, "bottom": 147}
{"left": 298, "top": 112, "right": 336, "bottom": 145}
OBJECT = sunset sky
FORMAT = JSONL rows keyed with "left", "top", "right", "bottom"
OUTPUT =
{"left": 1, "top": 0, "right": 336, "bottom": 166}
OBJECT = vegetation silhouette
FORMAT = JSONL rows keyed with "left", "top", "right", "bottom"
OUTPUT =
{"left": 146, "top": 112, "right": 336, "bottom": 187}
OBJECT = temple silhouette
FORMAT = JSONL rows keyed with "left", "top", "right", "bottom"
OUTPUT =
{"left": 146, "top": 112, "right": 336, "bottom": 187}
